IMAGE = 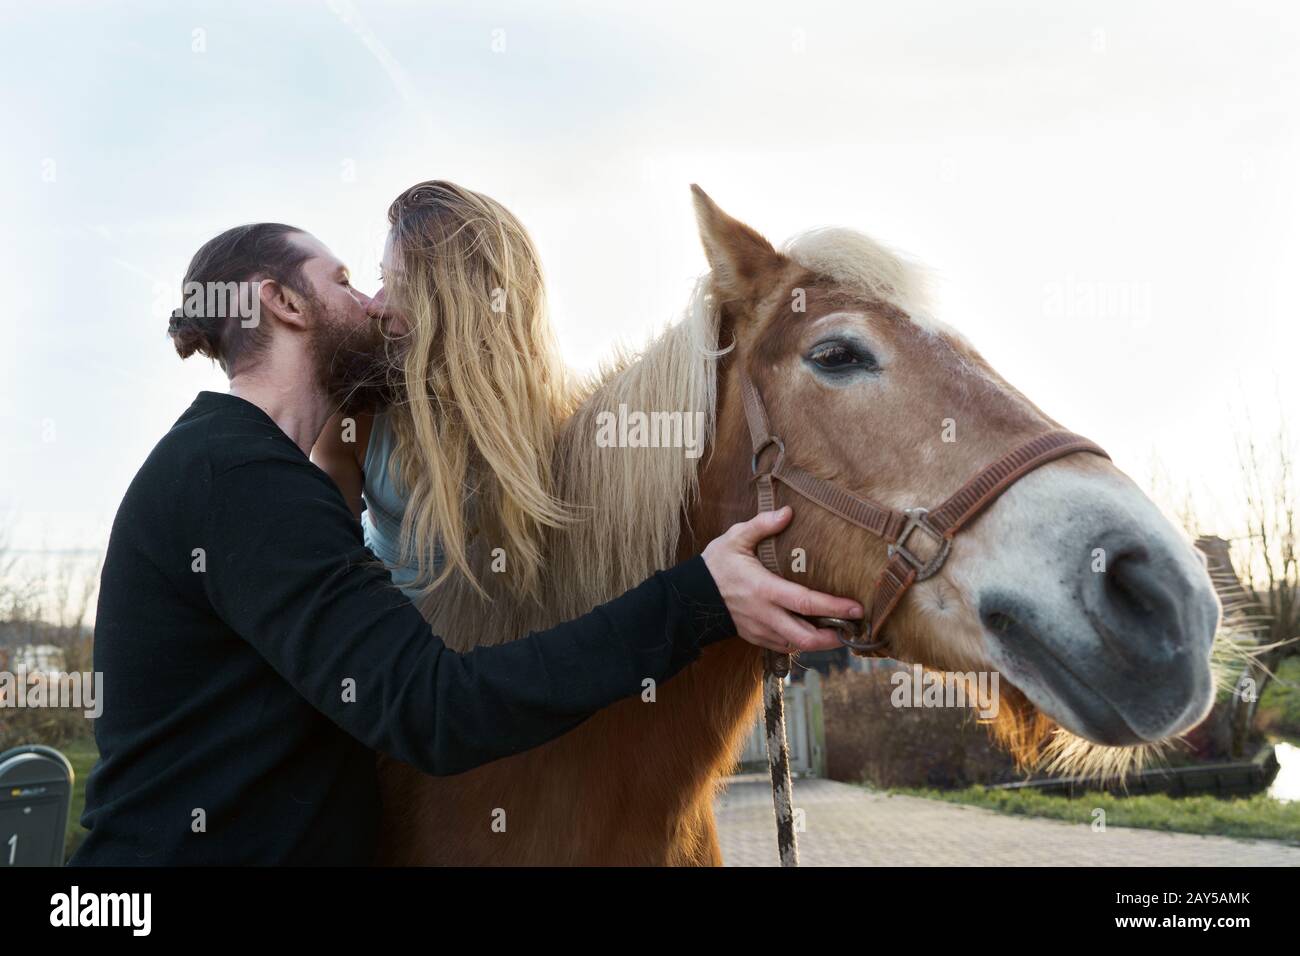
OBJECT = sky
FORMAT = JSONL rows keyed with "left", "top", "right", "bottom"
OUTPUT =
{"left": 1, "top": 0, "right": 1297, "bottom": 614}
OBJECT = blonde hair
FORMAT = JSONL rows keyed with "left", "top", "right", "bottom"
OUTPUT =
{"left": 384, "top": 181, "right": 574, "bottom": 602}
{"left": 421, "top": 276, "right": 725, "bottom": 648}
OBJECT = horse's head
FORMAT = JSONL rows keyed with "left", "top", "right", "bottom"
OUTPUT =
{"left": 689, "top": 185, "right": 1220, "bottom": 761}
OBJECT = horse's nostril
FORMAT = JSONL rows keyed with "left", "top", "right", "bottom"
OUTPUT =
{"left": 1103, "top": 546, "right": 1157, "bottom": 616}
{"left": 982, "top": 609, "right": 1018, "bottom": 637}
{"left": 1087, "top": 535, "right": 1192, "bottom": 663}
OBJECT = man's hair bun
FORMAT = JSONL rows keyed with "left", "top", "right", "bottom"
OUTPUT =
{"left": 168, "top": 308, "right": 217, "bottom": 360}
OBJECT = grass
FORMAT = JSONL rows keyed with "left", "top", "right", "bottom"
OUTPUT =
{"left": 893, "top": 784, "right": 1300, "bottom": 844}
{"left": 61, "top": 730, "right": 97, "bottom": 861}
{"left": 1256, "top": 655, "right": 1300, "bottom": 745}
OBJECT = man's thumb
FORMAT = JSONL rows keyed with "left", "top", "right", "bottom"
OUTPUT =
{"left": 733, "top": 506, "right": 792, "bottom": 548}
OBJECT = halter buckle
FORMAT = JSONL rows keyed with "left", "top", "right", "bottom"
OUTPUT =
{"left": 888, "top": 507, "right": 951, "bottom": 581}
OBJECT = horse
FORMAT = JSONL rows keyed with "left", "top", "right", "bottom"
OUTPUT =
{"left": 373, "top": 185, "right": 1221, "bottom": 865}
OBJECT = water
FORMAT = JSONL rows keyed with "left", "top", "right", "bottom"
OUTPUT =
{"left": 1268, "top": 741, "right": 1300, "bottom": 803}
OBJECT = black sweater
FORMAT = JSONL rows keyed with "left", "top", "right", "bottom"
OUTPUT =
{"left": 70, "top": 392, "right": 735, "bottom": 865}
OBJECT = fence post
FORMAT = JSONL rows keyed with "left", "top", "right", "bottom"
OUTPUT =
{"left": 805, "top": 670, "right": 826, "bottom": 777}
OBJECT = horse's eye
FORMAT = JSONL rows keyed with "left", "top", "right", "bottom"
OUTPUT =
{"left": 809, "top": 343, "right": 869, "bottom": 370}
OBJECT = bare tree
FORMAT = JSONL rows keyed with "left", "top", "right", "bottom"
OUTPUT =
{"left": 1197, "top": 415, "right": 1299, "bottom": 757}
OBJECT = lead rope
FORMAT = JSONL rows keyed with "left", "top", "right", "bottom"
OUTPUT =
{"left": 755, "top": 467, "right": 800, "bottom": 868}
{"left": 761, "top": 651, "right": 798, "bottom": 867}
{"left": 745, "top": 372, "right": 800, "bottom": 867}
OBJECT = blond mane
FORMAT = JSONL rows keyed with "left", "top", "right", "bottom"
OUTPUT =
{"left": 783, "top": 227, "right": 930, "bottom": 313}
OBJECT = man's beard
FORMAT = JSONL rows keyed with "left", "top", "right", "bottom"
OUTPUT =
{"left": 310, "top": 304, "right": 402, "bottom": 416}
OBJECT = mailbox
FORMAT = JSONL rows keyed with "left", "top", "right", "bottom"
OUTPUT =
{"left": 0, "top": 744, "right": 74, "bottom": 866}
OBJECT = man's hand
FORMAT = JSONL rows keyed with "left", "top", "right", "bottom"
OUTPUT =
{"left": 701, "top": 506, "right": 864, "bottom": 653}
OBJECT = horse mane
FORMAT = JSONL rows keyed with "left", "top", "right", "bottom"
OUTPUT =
{"left": 782, "top": 226, "right": 934, "bottom": 317}
{"left": 419, "top": 276, "right": 725, "bottom": 648}
{"left": 547, "top": 277, "right": 728, "bottom": 616}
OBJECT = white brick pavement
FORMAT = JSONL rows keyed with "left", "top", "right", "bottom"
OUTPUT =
{"left": 715, "top": 774, "right": 1300, "bottom": 866}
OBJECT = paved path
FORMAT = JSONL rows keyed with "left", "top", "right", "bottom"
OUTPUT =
{"left": 714, "top": 774, "right": 1300, "bottom": 866}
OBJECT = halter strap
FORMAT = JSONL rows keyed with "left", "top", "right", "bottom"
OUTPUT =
{"left": 739, "top": 369, "right": 1110, "bottom": 653}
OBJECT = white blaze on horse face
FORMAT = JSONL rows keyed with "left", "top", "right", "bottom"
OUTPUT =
{"left": 807, "top": 310, "right": 887, "bottom": 339}
{"left": 939, "top": 457, "right": 1220, "bottom": 745}
{"left": 804, "top": 301, "right": 970, "bottom": 346}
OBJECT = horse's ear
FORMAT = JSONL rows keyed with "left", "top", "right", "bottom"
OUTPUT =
{"left": 690, "top": 184, "right": 786, "bottom": 309}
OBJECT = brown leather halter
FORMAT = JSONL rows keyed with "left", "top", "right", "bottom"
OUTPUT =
{"left": 739, "top": 366, "right": 1110, "bottom": 867}
{"left": 739, "top": 369, "right": 1111, "bottom": 655}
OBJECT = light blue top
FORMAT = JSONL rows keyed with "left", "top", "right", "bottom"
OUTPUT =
{"left": 361, "top": 412, "right": 444, "bottom": 603}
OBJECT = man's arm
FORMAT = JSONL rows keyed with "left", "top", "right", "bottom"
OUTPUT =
{"left": 201, "top": 452, "right": 860, "bottom": 777}
{"left": 200, "top": 454, "right": 760, "bottom": 777}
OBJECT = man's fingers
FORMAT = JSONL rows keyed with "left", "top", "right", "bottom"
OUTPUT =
{"left": 767, "top": 613, "right": 842, "bottom": 652}
{"left": 706, "top": 506, "right": 863, "bottom": 654}
{"left": 768, "top": 577, "right": 864, "bottom": 622}
{"left": 726, "top": 506, "right": 792, "bottom": 550}
{"left": 806, "top": 626, "right": 846, "bottom": 650}
{"left": 767, "top": 613, "right": 818, "bottom": 651}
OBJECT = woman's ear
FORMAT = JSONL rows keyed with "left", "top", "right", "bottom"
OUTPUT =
{"left": 691, "top": 184, "right": 788, "bottom": 310}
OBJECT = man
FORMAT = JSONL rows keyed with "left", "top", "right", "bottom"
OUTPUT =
{"left": 70, "top": 223, "right": 861, "bottom": 865}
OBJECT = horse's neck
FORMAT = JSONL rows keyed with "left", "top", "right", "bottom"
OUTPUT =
{"left": 648, "top": 372, "right": 767, "bottom": 784}
{"left": 411, "top": 367, "right": 771, "bottom": 846}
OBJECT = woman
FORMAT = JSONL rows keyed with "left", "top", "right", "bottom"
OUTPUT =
{"left": 314, "top": 178, "right": 857, "bottom": 658}
{"left": 313, "top": 180, "right": 572, "bottom": 608}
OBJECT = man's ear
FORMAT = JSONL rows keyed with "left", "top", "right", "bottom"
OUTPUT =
{"left": 690, "top": 184, "right": 787, "bottom": 309}
{"left": 257, "top": 278, "right": 309, "bottom": 331}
